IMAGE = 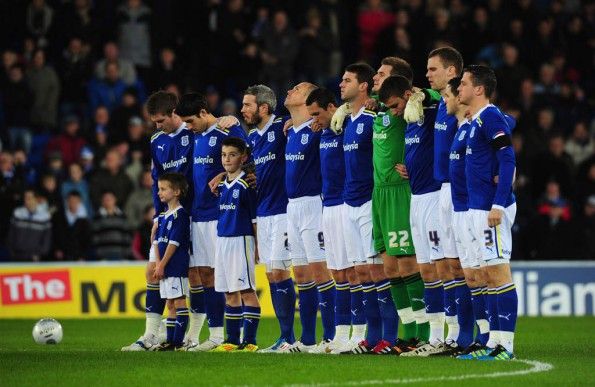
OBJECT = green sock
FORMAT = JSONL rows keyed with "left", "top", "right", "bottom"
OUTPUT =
{"left": 390, "top": 277, "right": 416, "bottom": 340}
{"left": 404, "top": 272, "right": 429, "bottom": 341}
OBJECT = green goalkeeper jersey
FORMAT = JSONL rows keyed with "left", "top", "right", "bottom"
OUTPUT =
{"left": 372, "top": 105, "right": 408, "bottom": 186}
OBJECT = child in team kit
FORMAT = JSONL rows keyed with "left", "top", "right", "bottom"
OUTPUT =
{"left": 152, "top": 173, "right": 191, "bottom": 351}
{"left": 211, "top": 137, "right": 261, "bottom": 352}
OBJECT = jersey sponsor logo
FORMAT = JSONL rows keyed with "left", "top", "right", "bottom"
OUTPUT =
{"left": 434, "top": 122, "right": 448, "bottom": 131}
{"left": 373, "top": 131, "right": 387, "bottom": 140}
{"left": 162, "top": 156, "right": 187, "bottom": 170}
{"left": 382, "top": 115, "right": 390, "bottom": 126}
{"left": 343, "top": 142, "right": 359, "bottom": 151}
{"left": 208, "top": 136, "right": 217, "bottom": 147}
{"left": 470, "top": 127, "right": 475, "bottom": 138}
{"left": 356, "top": 123, "right": 364, "bottom": 134}
{"left": 0, "top": 270, "right": 72, "bottom": 305}
{"left": 156, "top": 236, "right": 170, "bottom": 243}
{"left": 219, "top": 203, "right": 236, "bottom": 210}
{"left": 267, "top": 131, "right": 275, "bottom": 142}
{"left": 167, "top": 221, "right": 172, "bottom": 230}
{"left": 319, "top": 140, "right": 339, "bottom": 150}
{"left": 194, "top": 155, "right": 214, "bottom": 165}
{"left": 232, "top": 189, "right": 239, "bottom": 199}
{"left": 181, "top": 135, "right": 189, "bottom": 146}
{"left": 449, "top": 151, "right": 460, "bottom": 160}
{"left": 458, "top": 130, "right": 467, "bottom": 140}
{"left": 404, "top": 135, "right": 420, "bottom": 145}
{"left": 301, "top": 133, "right": 309, "bottom": 145}
{"left": 254, "top": 151, "right": 276, "bottom": 165}
{"left": 285, "top": 152, "right": 305, "bottom": 162}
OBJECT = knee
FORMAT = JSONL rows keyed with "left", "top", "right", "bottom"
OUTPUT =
{"left": 346, "top": 267, "right": 358, "bottom": 284}
{"left": 146, "top": 263, "right": 157, "bottom": 283}
{"left": 355, "top": 265, "right": 371, "bottom": 283}
{"left": 383, "top": 264, "right": 399, "bottom": 279}
{"left": 188, "top": 267, "right": 202, "bottom": 285}
{"left": 419, "top": 264, "right": 438, "bottom": 281}
{"left": 199, "top": 267, "right": 214, "bottom": 285}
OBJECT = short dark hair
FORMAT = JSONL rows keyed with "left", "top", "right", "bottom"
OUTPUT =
{"left": 378, "top": 75, "right": 412, "bottom": 103}
{"left": 428, "top": 47, "right": 464, "bottom": 76}
{"left": 66, "top": 190, "right": 82, "bottom": 199}
{"left": 221, "top": 137, "right": 247, "bottom": 154}
{"left": 447, "top": 77, "right": 462, "bottom": 97}
{"left": 146, "top": 91, "right": 178, "bottom": 116}
{"left": 175, "top": 92, "right": 209, "bottom": 117}
{"left": 381, "top": 57, "right": 414, "bottom": 82}
{"left": 463, "top": 65, "right": 497, "bottom": 98}
{"left": 306, "top": 87, "right": 337, "bottom": 109}
{"left": 345, "top": 62, "right": 375, "bottom": 94}
{"left": 158, "top": 173, "right": 189, "bottom": 199}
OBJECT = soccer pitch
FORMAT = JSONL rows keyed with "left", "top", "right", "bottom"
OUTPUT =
{"left": 1, "top": 317, "right": 592, "bottom": 386}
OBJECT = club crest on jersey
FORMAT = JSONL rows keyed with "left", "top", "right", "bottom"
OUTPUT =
{"left": 232, "top": 189, "right": 239, "bottom": 199}
{"left": 209, "top": 136, "right": 217, "bottom": 147}
{"left": 301, "top": 133, "right": 309, "bottom": 145}
{"left": 181, "top": 135, "right": 189, "bottom": 146}
{"left": 382, "top": 115, "right": 390, "bottom": 127}
{"left": 267, "top": 131, "right": 275, "bottom": 142}
{"left": 458, "top": 130, "right": 466, "bottom": 141}
{"left": 417, "top": 116, "right": 425, "bottom": 126}
{"left": 356, "top": 123, "right": 364, "bottom": 134}
{"left": 167, "top": 221, "right": 172, "bottom": 230}
{"left": 470, "top": 127, "right": 475, "bottom": 138}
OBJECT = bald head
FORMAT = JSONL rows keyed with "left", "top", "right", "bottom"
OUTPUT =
{"left": 284, "top": 82, "right": 318, "bottom": 109}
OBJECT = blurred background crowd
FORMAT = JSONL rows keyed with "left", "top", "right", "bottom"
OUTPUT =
{"left": 0, "top": 0, "right": 593, "bottom": 261}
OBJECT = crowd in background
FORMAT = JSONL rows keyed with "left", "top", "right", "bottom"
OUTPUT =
{"left": 0, "top": 0, "right": 594, "bottom": 261}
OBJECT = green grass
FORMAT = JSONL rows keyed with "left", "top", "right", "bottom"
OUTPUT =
{"left": 0, "top": 317, "right": 593, "bottom": 386}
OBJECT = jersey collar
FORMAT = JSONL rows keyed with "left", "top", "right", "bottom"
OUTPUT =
{"left": 292, "top": 118, "right": 313, "bottom": 133}
{"left": 350, "top": 106, "right": 365, "bottom": 121}
{"left": 256, "top": 114, "right": 275, "bottom": 136}
{"left": 224, "top": 170, "right": 246, "bottom": 188}
{"left": 201, "top": 122, "right": 219, "bottom": 136}
{"left": 164, "top": 205, "right": 182, "bottom": 216}
{"left": 471, "top": 103, "right": 493, "bottom": 121}
{"left": 168, "top": 123, "right": 186, "bottom": 137}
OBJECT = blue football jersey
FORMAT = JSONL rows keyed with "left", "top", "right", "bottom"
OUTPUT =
{"left": 155, "top": 205, "right": 191, "bottom": 277}
{"left": 192, "top": 123, "right": 248, "bottom": 222}
{"left": 343, "top": 107, "right": 375, "bottom": 206}
{"left": 404, "top": 104, "right": 441, "bottom": 195}
{"left": 448, "top": 120, "right": 471, "bottom": 212}
{"left": 320, "top": 128, "right": 345, "bottom": 207}
{"left": 150, "top": 125, "right": 194, "bottom": 215}
{"left": 284, "top": 119, "right": 322, "bottom": 199}
{"left": 465, "top": 104, "right": 516, "bottom": 211}
{"left": 248, "top": 115, "right": 289, "bottom": 217}
{"left": 217, "top": 172, "right": 257, "bottom": 237}
{"left": 434, "top": 98, "right": 459, "bottom": 183}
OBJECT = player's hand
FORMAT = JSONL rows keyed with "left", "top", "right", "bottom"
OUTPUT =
{"left": 330, "top": 103, "right": 350, "bottom": 134}
{"left": 217, "top": 115, "right": 239, "bottom": 129}
{"left": 283, "top": 118, "right": 293, "bottom": 136}
{"left": 154, "top": 263, "right": 165, "bottom": 280}
{"left": 395, "top": 163, "right": 409, "bottom": 179}
{"left": 244, "top": 172, "right": 257, "bottom": 189}
{"left": 364, "top": 98, "right": 378, "bottom": 111}
{"left": 254, "top": 246, "right": 260, "bottom": 264}
{"left": 404, "top": 90, "right": 425, "bottom": 124}
{"left": 487, "top": 208, "right": 503, "bottom": 228}
{"left": 311, "top": 120, "right": 324, "bottom": 132}
{"left": 209, "top": 172, "right": 226, "bottom": 195}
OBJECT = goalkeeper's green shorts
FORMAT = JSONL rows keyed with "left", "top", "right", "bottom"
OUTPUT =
{"left": 372, "top": 183, "right": 416, "bottom": 257}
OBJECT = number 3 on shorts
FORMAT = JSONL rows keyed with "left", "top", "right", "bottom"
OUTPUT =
{"left": 388, "top": 230, "right": 410, "bottom": 248}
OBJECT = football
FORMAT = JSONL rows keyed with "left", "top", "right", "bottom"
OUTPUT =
{"left": 32, "top": 318, "right": 63, "bottom": 345}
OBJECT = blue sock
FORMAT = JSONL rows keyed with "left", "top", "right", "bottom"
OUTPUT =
{"left": 496, "top": 283, "right": 518, "bottom": 352}
{"left": 297, "top": 281, "right": 318, "bottom": 346}
{"left": 317, "top": 280, "right": 336, "bottom": 341}
{"left": 362, "top": 282, "right": 382, "bottom": 345}
{"left": 269, "top": 282, "right": 281, "bottom": 333}
{"left": 350, "top": 285, "right": 366, "bottom": 326}
{"left": 486, "top": 288, "right": 500, "bottom": 347}
{"left": 424, "top": 280, "right": 445, "bottom": 314}
{"left": 443, "top": 280, "right": 458, "bottom": 341}
{"left": 165, "top": 317, "right": 175, "bottom": 343}
{"left": 146, "top": 283, "right": 166, "bottom": 315}
{"left": 275, "top": 278, "right": 296, "bottom": 343}
{"left": 173, "top": 308, "right": 189, "bottom": 346}
{"left": 376, "top": 280, "right": 398, "bottom": 344}
{"left": 242, "top": 305, "right": 261, "bottom": 345}
{"left": 454, "top": 279, "right": 474, "bottom": 348}
{"left": 335, "top": 282, "right": 351, "bottom": 326}
{"left": 224, "top": 305, "right": 243, "bottom": 345}
{"left": 205, "top": 287, "right": 225, "bottom": 328}
{"left": 470, "top": 286, "right": 489, "bottom": 345}
{"left": 189, "top": 286, "right": 206, "bottom": 314}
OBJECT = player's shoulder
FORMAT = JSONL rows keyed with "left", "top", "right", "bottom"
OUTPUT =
{"left": 362, "top": 109, "right": 377, "bottom": 119}
{"left": 478, "top": 105, "right": 508, "bottom": 127}
{"left": 237, "top": 177, "right": 250, "bottom": 190}
{"left": 172, "top": 206, "right": 189, "bottom": 219}
{"left": 150, "top": 131, "right": 165, "bottom": 143}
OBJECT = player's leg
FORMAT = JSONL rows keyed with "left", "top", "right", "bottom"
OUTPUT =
{"left": 155, "top": 278, "right": 185, "bottom": 352}
{"left": 200, "top": 221, "right": 225, "bottom": 347}
{"left": 236, "top": 235, "right": 260, "bottom": 352}
{"left": 172, "top": 296, "right": 190, "bottom": 350}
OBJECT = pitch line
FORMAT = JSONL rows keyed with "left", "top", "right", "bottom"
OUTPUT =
{"left": 284, "top": 359, "right": 554, "bottom": 386}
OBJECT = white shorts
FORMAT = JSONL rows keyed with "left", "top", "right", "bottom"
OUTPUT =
{"left": 149, "top": 245, "right": 157, "bottom": 262}
{"left": 160, "top": 277, "right": 188, "bottom": 299}
{"left": 343, "top": 200, "right": 376, "bottom": 264}
{"left": 287, "top": 196, "right": 326, "bottom": 265}
{"left": 257, "top": 213, "right": 289, "bottom": 267}
{"left": 215, "top": 235, "right": 256, "bottom": 293}
{"left": 322, "top": 204, "right": 352, "bottom": 270}
{"left": 439, "top": 183, "right": 458, "bottom": 258}
{"left": 468, "top": 203, "right": 516, "bottom": 265}
{"left": 410, "top": 191, "right": 444, "bottom": 264}
{"left": 452, "top": 210, "right": 481, "bottom": 269}
{"left": 190, "top": 220, "right": 217, "bottom": 268}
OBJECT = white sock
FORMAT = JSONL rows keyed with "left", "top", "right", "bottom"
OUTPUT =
{"left": 351, "top": 324, "right": 366, "bottom": 342}
{"left": 412, "top": 308, "right": 429, "bottom": 325}
{"left": 397, "top": 307, "right": 415, "bottom": 324}
{"left": 185, "top": 312, "right": 206, "bottom": 342}
{"left": 477, "top": 319, "right": 489, "bottom": 334}
{"left": 209, "top": 326, "right": 224, "bottom": 342}
{"left": 144, "top": 313, "right": 161, "bottom": 338}
{"left": 486, "top": 330, "right": 501, "bottom": 348}
{"left": 334, "top": 325, "right": 350, "bottom": 341}
{"left": 445, "top": 316, "right": 460, "bottom": 343}
{"left": 499, "top": 331, "right": 514, "bottom": 353}
{"left": 427, "top": 312, "right": 445, "bottom": 345}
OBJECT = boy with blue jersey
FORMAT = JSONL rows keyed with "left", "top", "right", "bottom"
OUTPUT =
{"left": 457, "top": 65, "right": 518, "bottom": 361}
{"left": 176, "top": 93, "right": 249, "bottom": 351}
{"left": 280, "top": 82, "right": 336, "bottom": 353}
{"left": 152, "top": 173, "right": 191, "bottom": 351}
{"left": 122, "top": 91, "right": 193, "bottom": 351}
{"left": 306, "top": 87, "right": 365, "bottom": 354}
{"left": 242, "top": 84, "right": 296, "bottom": 352}
{"left": 211, "top": 137, "right": 261, "bottom": 352}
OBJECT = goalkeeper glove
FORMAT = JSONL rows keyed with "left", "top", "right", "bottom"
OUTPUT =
{"left": 404, "top": 90, "right": 426, "bottom": 124}
{"left": 330, "top": 103, "right": 351, "bottom": 134}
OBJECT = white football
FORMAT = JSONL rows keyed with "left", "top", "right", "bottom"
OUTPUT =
{"left": 32, "top": 318, "right": 63, "bottom": 344}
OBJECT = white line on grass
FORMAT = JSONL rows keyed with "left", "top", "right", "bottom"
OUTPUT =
{"left": 283, "top": 359, "right": 554, "bottom": 386}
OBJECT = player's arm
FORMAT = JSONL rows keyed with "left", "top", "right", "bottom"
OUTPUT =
{"left": 488, "top": 129, "right": 516, "bottom": 227}
{"left": 247, "top": 187, "right": 259, "bottom": 264}
{"left": 404, "top": 88, "right": 440, "bottom": 124}
{"left": 150, "top": 142, "right": 163, "bottom": 216}
{"left": 216, "top": 115, "right": 241, "bottom": 129}
{"left": 155, "top": 244, "right": 177, "bottom": 280}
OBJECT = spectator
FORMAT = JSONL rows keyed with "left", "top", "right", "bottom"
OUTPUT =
{"left": 52, "top": 190, "right": 91, "bottom": 260}
{"left": 531, "top": 132, "right": 574, "bottom": 200}
{"left": 94, "top": 41, "right": 137, "bottom": 85}
{"left": 565, "top": 121, "right": 594, "bottom": 166}
{"left": 89, "top": 149, "right": 133, "bottom": 209}
{"left": 124, "top": 169, "right": 152, "bottom": 228}
{"left": 496, "top": 43, "right": 530, "bottom": 104}
{"left": 38, "top": 173, "right": 61, "bottom": 215}
{"left": 61, "top": 162, "right": 92, "bottom": 216}
{"left": 131, "top": 204, "right": 154, "bottom": 260}
{"left": 91, "top": 190, "right": 131, "bottom": 260}
{"left": 45, "top": 115, "right": 87, "bottom": 168}
{"left": 576, "top": 196, "right": 595, "bottom": 259}
{"left": 108, "top": 88, "right": 142, "bottom": 144}
{"left": 0, "top": 152, "right": 26, "bottom": 241}
{"left": 26, "top": 0, "right": 54, "bottom": 50}
{"left": 7, "top": 189, "right": 52, "bottom": 261}
{"left": 91, "top": 106, "right": 110, "bottom": 162}
{"left": 3, "top": 64, "right": 34, "bottom": 153}
{"left": 1, "top": 49, "right": 19, "bottom": 89}
{"left": 58, "top": 37, "right": 93, "bottom": 117}
{"left": 576, "top": 156, "right": 595, "bottom": 211}
{"left": 357, "top": 0, "right": 394, "bottom": 62}
{"left": 79, "top": 146, "right": 95, "bottom": 177}
{"left": 27, "top": 49, "right": 60, "bottom": 131}
{"left": 524, "top": 107, "right": 556, "bottom": 160}
{"left": 533, "top": 63, "right": 560, "bottom": 107}
{"left": 88, "top": 61, "right": 128, "bottom": 113}
{"left": 116, "top": 0, "right": 152, "bottom": 73}
{"left": 149, "top": 47, "right": 183, "bottom": 92}
{"left": 298, "top": 7, "right": 332, "bottom": 85}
